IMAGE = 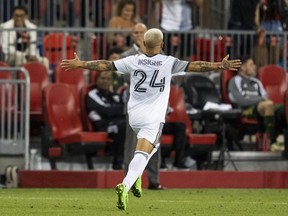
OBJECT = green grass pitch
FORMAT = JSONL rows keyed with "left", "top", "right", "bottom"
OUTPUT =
{"left": 0, "top": 188, "right": 288, "bottom": 216}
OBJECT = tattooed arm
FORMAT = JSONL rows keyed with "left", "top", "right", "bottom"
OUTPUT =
{"left": 187, "top": 61, "right": 222, "bottom": 72}
{"left": 83, "top": 60, "right": 113, "bottom": 71}
{"left": 61, "top": 53, "right": 114, "bottom": 71}
{"left": 187, "top": 55, "right": 241, "bottom": 72}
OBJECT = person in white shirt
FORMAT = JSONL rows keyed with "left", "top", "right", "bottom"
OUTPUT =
{"left": 0, "top": 6, "right": 49, "bottom": 69}
{"left": 159, "top": 0, "right": 194, "bottom": 60}
{"left": 61, "top": 28, "right": 241, "bottom": 211}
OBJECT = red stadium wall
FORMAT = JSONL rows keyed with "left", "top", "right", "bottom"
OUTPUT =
{"left": 19, "top": 170, "right": 288, "bottom": 189}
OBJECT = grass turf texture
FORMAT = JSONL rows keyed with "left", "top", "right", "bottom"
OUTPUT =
{"left": 0, "top": 188, "right": 288, "bottom": 216}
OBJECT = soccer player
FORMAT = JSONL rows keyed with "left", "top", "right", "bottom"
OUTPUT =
{"left": 61, "top": 28, "right": 241, "bottom": 211}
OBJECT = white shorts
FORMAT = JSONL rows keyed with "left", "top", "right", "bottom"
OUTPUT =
{"left": 132, "top": 122, "right": 164, "bottom": 146}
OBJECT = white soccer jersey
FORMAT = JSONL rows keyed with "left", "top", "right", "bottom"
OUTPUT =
{"left": 113, "top": 54, "right": 188, "bottom": 129}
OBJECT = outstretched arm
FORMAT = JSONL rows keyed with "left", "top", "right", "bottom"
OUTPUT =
{"left": 61, "top": 53, "right": 114, "bottom": 71}
{"left": 187, "top": 55, "right": 241, "bottom": 72}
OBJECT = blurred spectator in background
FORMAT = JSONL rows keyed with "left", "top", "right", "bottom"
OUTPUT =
{"left": 90, "top": 47, "right": 125, "bottom": 91}
{"left": 159, "top": 0, "right": 195, "bottom": 61}
{"left": 228, "top": 0, "right": 259, "bottom": 30}
{"left": 228, "top": 0, "right": 260, "bottom": 58}
{"left": 86, "top": 70, "right": 126, "bottom": 170}
{"left": 252, "top": 28, "right": 278, "bottom": 68}
{"left": 121, "top": 23, "right": 147, "bottom": 58}
{"left": 277, "top": 0, "right": 288, "bottom": 30}
{"left": 107, "top": 0, "right": 139, "bottom": 51}
{"left": 255, "top": 0, "right": 282, "bottom": 65}
{"left": 0, "top": 6, "right": 49, "bottom": 69}
{"left": 108, "top": 47, "right": 126, "bottom": 91}
{"left": 255, "top": 0, "right": 283, "bottom": 32}
{"left": 253, "top": 28, "right": 269, "bottom": 68}
{"left": 228, "top": 56, "right": 285, "bottom": 152}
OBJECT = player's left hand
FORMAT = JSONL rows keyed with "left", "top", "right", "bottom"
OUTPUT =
{"left": 220, "top": 54, "right": 241, "bottom": 71}
{"left": 61, "top": 52, "right": 82, "bottom": 71}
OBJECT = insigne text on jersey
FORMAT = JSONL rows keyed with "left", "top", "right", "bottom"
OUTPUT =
{"left": 138, "top": 59, "right": 163, "bottom": 66}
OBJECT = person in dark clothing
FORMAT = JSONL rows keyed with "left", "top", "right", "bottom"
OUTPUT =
{"left": 228, "top": 0, "right": 260, "bottom": 57}
{"left": 86, "top": 70, "right": 126, "bottom": 169}
{"left": 278, "top": 0, "right": 288, "bottom": 30}
{"left": 229, "top": 0, "right": 260, "bottom": 30}
{"left": 257, "top": 0, "right": 283, "bottom": 32}
{"left": 161, "top": 121, "right": 188, "bottom": 169}
{"left": 161, "top": 105, "right": 188, "bottom": 169}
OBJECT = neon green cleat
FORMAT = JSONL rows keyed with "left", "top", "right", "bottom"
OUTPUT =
{"left": 131, "top": 176, "right": 142, "bottom": 198}
{"left": 115, "top": 183, "right": 128, "bottom": 210}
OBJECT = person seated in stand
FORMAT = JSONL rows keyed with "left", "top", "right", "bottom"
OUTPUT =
{"left": 228, "top": 56, "right": 286, "bottom": 152}
{"left": 86, "top": 70, "right": 126, "bottom": 169}
{"left": 0, "top": 6, "right": 49, "bottom": 70}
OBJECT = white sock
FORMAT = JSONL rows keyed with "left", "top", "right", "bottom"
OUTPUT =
{"left": 147, "top": 143, "right": 159, "bottom": 161}
{"left": 139, "top": 143, "right": 160, "bottom": 176}
{"left": 123, "top": 151, "right": 149, "bottom": 191}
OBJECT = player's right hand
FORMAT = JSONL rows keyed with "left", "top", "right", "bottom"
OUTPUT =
{"left": 61, "top": 52, "right": 82, "bottom": 71}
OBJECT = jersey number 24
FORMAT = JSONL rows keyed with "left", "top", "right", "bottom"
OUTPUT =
{"left": 134, "top": 70, "right": 165, "bottom": 92}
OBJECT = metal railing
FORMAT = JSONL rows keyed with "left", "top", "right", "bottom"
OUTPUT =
{"left": 0, "top": 67, "right": 30, "bottom": 170}
{"left": 1, "top": 27, "right": 287, "bottom": 71}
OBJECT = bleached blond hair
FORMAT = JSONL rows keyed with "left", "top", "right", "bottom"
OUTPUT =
{"left": 144, "top": 28, "right": 163, "bottom": 49}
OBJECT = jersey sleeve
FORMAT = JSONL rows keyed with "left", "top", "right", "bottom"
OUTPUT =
{"left": 171, "top": 58, "right": 189, "bottom": 74}
{"left": 113, "top": 57, "right": 132, "bottom": 74}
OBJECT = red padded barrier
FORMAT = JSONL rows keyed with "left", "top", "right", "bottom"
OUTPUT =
{"left": 19, "top": 170, "right": 288, "bottom": 189}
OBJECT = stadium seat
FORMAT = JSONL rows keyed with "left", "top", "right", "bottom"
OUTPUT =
{"left": 220, "top": 70, "right": 237, "bottom": 105}
{"left": 42, "top": 83, "right": 109, "bottom": 169}
{"left": 20, "top": 62, "right": 50, "bottom": 122}
{"left": 220, "top": 70, "right": 268, "bottom": 151}
{"left": 54, "top": 65, "right": 86, "bottom": 111}
{"left": 184, "top": 74, "right": 223, "bottom": 109}
{"left": 79, "top": 84, "right": 96, "bottom": 132}
{"left": 43, "top": 33, "right": 77, "bottom": 68}
{"left": 183, "top": 74, "right": 243, "bottom": 153}
{"left": 257, "top": 65, "right": 287, "bottom": 105}
{"left": 161, "top": 85, "right": 217, "bottom": 169}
